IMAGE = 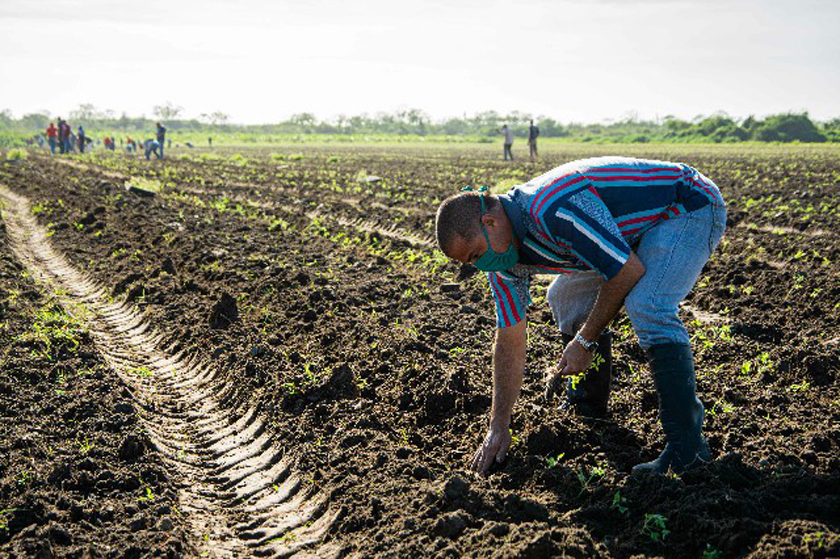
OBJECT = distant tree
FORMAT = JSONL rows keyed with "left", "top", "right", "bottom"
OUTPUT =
{"left": 69, "top": 103, "right": 99, "bottom": 121}
{"left": 663, "top": 115, "right": 692, "bottom": 136}
{"left": 0, "top": 109, "right": 13, "bottom": 127}
{"left": 200, "top": 111, "right": 229, "bottom": 126}
{"left": 288, "top": 112, "right": 317, "bottom": 132}
{"left": 821, "top": 118, "right": 840, "bottom": 142}
{"left": 20, "top": 112, "right": 51, "bottom": 129}
{"left": 538, "top": 118, "right": 568, "bottom": 137}
{"left": 753, "top": 113, "right": 825, "bottom": 142}
{"left": 153, "top": 102, "right": 184, "bottom": 121}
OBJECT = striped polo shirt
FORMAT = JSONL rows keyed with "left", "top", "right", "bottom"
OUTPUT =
{"left": 488, "top": 156, "right": 724, "bottom": 328}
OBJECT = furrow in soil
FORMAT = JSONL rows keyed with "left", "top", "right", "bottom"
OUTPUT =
{"left": 0, "top": 184, "right": 338, "bottom": 558}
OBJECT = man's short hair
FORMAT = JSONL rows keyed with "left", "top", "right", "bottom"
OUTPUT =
{"left": 435, "top": 192, "right": 498, "bottom": 255}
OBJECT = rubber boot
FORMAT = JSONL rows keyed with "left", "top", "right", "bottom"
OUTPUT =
{"left": 561, "top": 331, "right": 612, "bottom": 418}
{"left": 632, "top": 343, "right": 711, "bottom": 475}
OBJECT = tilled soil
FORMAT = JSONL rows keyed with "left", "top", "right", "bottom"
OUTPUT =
{"left": 1, "top": 144, "right": 838, "bottom": 558}
{"left": 0, "top": 195, "right": 191, "bottom": 556}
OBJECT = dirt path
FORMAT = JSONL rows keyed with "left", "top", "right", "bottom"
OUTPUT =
{"left": 0, "top": 184, "right": 339, "bottom": 558}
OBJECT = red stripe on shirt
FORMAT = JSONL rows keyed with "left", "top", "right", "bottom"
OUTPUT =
{"left": 692, "top": 178, "right": 717, "bottom": 202}
{"left": 495, "top": 275, "right": 521, "bottom": 325}
{"left": 535, "top": 266, "right": 572, "bottom": 273}
{"left": 530, "top": 174, "right": 587, "bottom": 222}
{"left": 617, "top": 214, "right": 659, "bottom": 227}
{"left": 587, "top": 166, "right": 678, "bottom": 174}
{"left": 489, "top": 274, "right": 512, "bottom": 327}
{"left": 588, "top": 174, "right": 682, "bottom": 182}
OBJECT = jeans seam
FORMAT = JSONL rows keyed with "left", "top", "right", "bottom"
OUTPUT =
{"left": 643, "top": 213, "right": 693, "bottom": 347}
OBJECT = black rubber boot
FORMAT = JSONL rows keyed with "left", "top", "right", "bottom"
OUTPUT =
{"left": 561, "top": 331, "right": 612, "bottom": 418}
{"left": 632, "top": 343, "right": 711, "bottom": 475}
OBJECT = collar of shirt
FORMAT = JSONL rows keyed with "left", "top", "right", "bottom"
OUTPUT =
{"left": 498, "top": 192, "right": 527, "bottom": 248}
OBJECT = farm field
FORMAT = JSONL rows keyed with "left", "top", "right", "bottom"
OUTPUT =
{"left": 1, "top": 142, "right": 838, "bottom": 557}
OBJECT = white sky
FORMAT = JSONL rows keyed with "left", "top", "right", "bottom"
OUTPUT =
{"left": 1, "top": 0, "right": 838, "bottom": 124}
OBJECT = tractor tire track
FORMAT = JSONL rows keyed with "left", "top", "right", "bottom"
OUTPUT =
{"left": 0, "top": 184, "right": 340, "bottom": 558}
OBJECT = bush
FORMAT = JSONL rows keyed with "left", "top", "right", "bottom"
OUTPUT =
{"left": 6, "top": 148, "right": 28, "bottom": 160}
{"left": 753, "top": 113, "right": 826, "bottom": 142}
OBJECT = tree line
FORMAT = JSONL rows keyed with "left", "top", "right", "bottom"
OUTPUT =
{"left": 1, "top": 104, "right": 838, "bottom": 143}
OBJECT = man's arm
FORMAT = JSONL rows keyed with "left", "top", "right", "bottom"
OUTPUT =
{"left": 470, "top": 318, "right": 527, "bottom": 474}
{"left": 553, "top": 252, "right": 645, "bottom": 377}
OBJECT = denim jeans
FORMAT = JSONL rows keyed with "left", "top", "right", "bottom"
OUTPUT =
{"left": 49, "top": 137, "right": 56, "bottom": 154}
{"left": 547, "top": 203, "right": 727, "bottom": 349}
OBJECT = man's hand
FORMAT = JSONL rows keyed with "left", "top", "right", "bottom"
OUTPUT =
{"left": 544, "top": 340, "right": 594, "bottom": 401}
{"left": 470, "top": 423, "right": 512, "bottom": 475}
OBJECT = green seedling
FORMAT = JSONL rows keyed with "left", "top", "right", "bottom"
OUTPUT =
{"left": 545, "top": 453, "right": 565, "bottom": 468}
{"left": 788, "top": 380, "right": 810, "bottom": 393}
{"left": 641, "top": 513, "right": 670, "bottom": 543}
{"left": 78, "top": 436, "right": 94, "bottom": 454}
{"left": 269, "top": 532, "right": 297, "bottom": 544}
{"left": 138, "top": 487, "right": 155, "bottom": 502}
{"left": 804, "top": 532, "right": 829, "bottom": 548}
{"left": 708, "top": 400, "right": 734, "bottom": 417}
{"left": 0, "top": 508, "right": 16, "bottom": 534}
{"left": 611, "top": 491, "right": 629, "bottom": 515}
{"left": 128, "top": 366, "right": 154, "bottom": 378}
{"left": 568, "top": 351, "right": 605, "bottom": 390}
{"left": 576, "top": 465, "right": 605, "bottom": 495}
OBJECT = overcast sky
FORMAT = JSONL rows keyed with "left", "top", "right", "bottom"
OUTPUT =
{"left": 1, "top": 0, "right": 837, "bottom": 124}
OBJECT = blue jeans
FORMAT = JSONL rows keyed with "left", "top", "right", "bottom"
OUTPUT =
{"left": 145, "top": 146, "right": 161, "bottom": 160}
{"left": 49, "top": 137, "right": 56, "bottom": 154}
{"left": 547, "top": 203, "right": 727, "bottom": 349}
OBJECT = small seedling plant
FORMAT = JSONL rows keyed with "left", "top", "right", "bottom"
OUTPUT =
{"left": 576, "top": 465, "right": 605, "bottom": 495}
{"left": 641, "top": 513, "right": 670, "bottom": 543}
{"left": 545, "top": 453, "right": 565, "bottom": 468}
{"left": 611, "top": 491, "right": 629, "bottom": 515}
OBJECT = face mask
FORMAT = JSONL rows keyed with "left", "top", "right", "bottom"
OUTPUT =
{"left": 472, "top": 194, "right": 519, "bottom": 272}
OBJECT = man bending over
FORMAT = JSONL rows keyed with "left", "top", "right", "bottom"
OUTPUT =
{"left": 435, "top": 156, "right": 726, "bottom": 475}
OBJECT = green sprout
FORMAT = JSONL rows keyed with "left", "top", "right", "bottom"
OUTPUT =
{"left": 611, "top": 491, "right": 629, "bottom": 515}
{"left": 545, "top": 453, "right": 565, "bottom": 468}
{"left": 641, "top": 513, "right": 670, "bottom": 543}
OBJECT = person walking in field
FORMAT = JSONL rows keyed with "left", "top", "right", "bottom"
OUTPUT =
{"left": 46, "top": 123, "right": 58, "bottom": 155}
{"left": 528, "top": 120, "right": 540, "bottom": 161}
{"left": 434, "top": 156, "right": 726, "bottom": 476}
{"left": 156, "top": 122, "right": 166, "bottom": 158}
{"left": 500, "top": 124, "right": 514, "bottom": 161}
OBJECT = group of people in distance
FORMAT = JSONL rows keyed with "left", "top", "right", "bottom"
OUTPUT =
{"left": 499, "top": 120, "right": 540, "bottom": 161}
{"left": 45, "top": 118, "right": 89, "bottom": 154}
{"left": 43, "top": 121, "right": 168, "bottom": 160}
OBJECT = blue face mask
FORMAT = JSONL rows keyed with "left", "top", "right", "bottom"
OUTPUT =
{"left": 473, "top": 194, "right": 519, "bottom": 272}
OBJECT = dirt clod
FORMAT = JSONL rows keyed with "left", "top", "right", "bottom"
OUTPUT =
{"left": 208, "top": 291, "right": 238, "bottom": 329}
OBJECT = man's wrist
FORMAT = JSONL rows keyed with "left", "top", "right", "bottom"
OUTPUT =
{"left": 574, "top": 332, "right": 599, "bottom": 353}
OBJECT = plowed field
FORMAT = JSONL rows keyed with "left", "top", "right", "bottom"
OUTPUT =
{"left": 1, "top": 143, "right": 838, "bottom": 558}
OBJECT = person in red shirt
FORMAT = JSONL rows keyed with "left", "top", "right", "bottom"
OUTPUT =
{"left": 46, "top": 123, "right": 58, "bottom": 155}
